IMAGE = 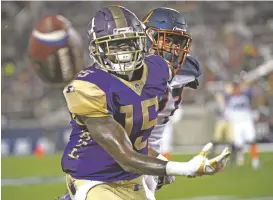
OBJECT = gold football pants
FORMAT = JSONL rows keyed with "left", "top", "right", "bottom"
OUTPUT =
{"left": 214, "top": 120, "right": 234, "bottom": 143}
{"left": 66, "top": 174, "right": 146, "bottom": 200}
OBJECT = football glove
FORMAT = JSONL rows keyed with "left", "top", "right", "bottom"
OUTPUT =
{"left": 187, "top": 143, "right": 231, "bottom": 177}
{"left": 155, "top": 175, "right": 175, "bottom": 190}
{"left": 154, "top": 154, "right": 175, "bottom": 190}
{"left": 185, "top": 79, "right": 199, "bottom": 89}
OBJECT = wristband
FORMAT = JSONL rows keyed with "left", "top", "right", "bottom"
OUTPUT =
{"left": 166, "top": 161, "right": 192, "bottom": 176}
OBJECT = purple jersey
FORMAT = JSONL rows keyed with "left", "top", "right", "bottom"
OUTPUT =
{"left": 61, "top": 55, "right": 171, "bottom": 182}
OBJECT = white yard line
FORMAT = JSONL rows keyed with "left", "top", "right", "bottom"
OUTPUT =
{"left": 169, "top": 196, "right": 235, "bottom": 200}
{"left": 2, "top": 177, "right": 272, "bottom": 200}
{"left": 2, "top": 176, "right": 65, "bottom": 186}
{"left": 170, "top": 196, "right": 273, "bottom": 200}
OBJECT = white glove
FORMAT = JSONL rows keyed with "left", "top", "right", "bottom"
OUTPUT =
{"left": 188, "top": 143, "right": 230, "bottom": 177}
{"left": 166, "top": 143, "right": 230, "bottom": 178}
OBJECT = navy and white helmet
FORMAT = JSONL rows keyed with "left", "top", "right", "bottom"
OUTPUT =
{"left": 143, "top": 7, "right": 192, "bottom": 73}
{"left": 87, "top": 5, "right": 146, "bottom": 75}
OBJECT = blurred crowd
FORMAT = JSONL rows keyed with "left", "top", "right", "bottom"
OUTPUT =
{"left": 2, "top": 1, "right": 273, "bottom": 128}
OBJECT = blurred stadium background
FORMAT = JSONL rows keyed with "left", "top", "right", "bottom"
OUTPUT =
{"left": 1, "top": 1, "right": 273, "bottom": 200}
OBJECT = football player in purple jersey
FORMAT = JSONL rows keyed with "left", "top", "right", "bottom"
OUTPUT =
{"left": 59, "top": 5, "right": 230, "bottom": 200}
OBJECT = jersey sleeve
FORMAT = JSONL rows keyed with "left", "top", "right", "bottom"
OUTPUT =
{"left": 176, "top": 55, "right": 201, "bottom": 78}
{"left": 169, "top": 74, "right": 195, "bottom": 88}
{"left": 63, "top": 80, "right": 111, "bottom": 117}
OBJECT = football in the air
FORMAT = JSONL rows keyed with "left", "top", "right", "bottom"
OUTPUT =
{"left": 29, "top": 15, "right": 84, "bottom": 86}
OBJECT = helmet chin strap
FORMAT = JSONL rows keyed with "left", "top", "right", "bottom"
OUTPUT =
{"left": 104, "top": 59, "right": 136, "bottom": 81}
{"left": 102, "top": 51, "right": 144, "bottom": 81}
{"left": 109, "top": 60, "right": 143, "bottom": 81}
{"left": 110, "top": 69, "right": 134, "bottom": 81}
{"left": 125, "top": 71, "right": 134, "bottom": 81}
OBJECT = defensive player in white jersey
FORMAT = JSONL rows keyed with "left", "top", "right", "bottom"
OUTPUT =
{"left": 223, "top": 80, "right": 260, "bottom": 169}
{"left": 143, "top": 7, "right": 201, "bottom": 196}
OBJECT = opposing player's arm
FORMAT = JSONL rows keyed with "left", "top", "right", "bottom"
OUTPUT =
{"left": 215, "top": 92, "right": 226, "bottom": 112}
{"left": 171, "top": 55, "right": 201, "bottom": 89}
{"left": 245, "top": 86, "right": 257, "bottom": 109}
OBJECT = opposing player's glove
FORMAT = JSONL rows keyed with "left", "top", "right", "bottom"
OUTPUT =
{"left": 185, "top": 79, "right": 199, "bottom": 89}
{"left": 154, "top": 154, "right": 175, "bottom": 190}
{"left": 166, "top": 143, "right": 230, "bottom": 178}
{"left": 155, "top": 175, "right": 175, "bottom": 190}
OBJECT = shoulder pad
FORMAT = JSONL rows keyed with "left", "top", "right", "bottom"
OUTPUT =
{"left": 63, "top": 79, "right": 111, "bottom": 117}
{"left": 176, "top": 55, "right": 201, "bottom": 78}
{"left": 145, "top": 55, "right": 172, "bottom": 81}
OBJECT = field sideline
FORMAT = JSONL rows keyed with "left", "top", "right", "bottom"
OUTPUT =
{"left": 2, "top": 153, "right": 273, "bottom": 200}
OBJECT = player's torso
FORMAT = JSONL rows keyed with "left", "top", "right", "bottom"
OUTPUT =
{"left": 149, "top": 73, "right": 195, "bottom": 149}
{"left": 62, "top": 55, "right": 169, "bottom": 182}
{"left": 157, "top": 83, "right": 184, "bottom": 124}
{"left": 225, "top": 91, "right": 252, "bottom": 122}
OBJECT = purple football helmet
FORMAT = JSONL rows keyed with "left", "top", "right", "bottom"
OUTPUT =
{"left": 87, "top": 5, "right": 146, "bottom": 76}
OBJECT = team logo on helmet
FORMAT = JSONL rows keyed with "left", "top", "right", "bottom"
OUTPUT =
{"left": 173, "top": 26, "right": 185, "bottom": 31}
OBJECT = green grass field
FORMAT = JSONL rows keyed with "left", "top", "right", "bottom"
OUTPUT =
{"left": 2, "top": 153, "right": 273, "bottom": 200}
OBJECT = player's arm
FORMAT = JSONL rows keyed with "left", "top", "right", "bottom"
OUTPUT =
{"left": 176, "top": 54, "right": 201, "bottom": 89}
{"left": 246, "top": 86, "right": 257, "bottom": 109}
{"left": 64, "top": 80, "right": 167, "bottom": 175}
{"left": 65, "top": 80, "right": 230, "bottom": 177}
{"left": 78, "top": 115, "right": 230, "bottom": 177}
{"left": 215, "top": 92, "right": 226, "bottom": 112}
{"left": 78, "top": 115, "right": 168, "bottom": 175}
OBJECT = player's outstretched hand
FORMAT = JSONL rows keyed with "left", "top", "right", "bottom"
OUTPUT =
{"left": 186, "top": 143, "right": 231, "bottom": 177}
